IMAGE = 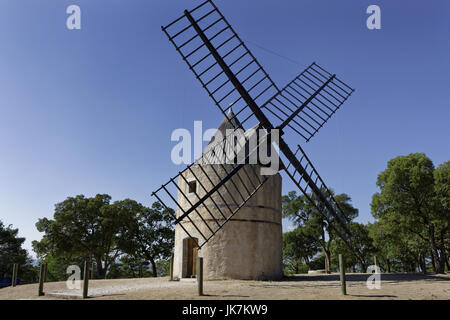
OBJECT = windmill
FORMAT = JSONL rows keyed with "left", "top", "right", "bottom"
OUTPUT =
{"left": 152, "top": 0, "right": 355, "bottom": 253}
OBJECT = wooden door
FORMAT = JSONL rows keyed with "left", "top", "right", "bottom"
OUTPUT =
{"left": 192, "top": 246, "right": 198, "bottom": 276}
{"left": 184, "top": 237, "right": 199, "bottom": 278}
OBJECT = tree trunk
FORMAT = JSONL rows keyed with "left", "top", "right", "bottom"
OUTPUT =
{"left": 428, "top": 226, "right": 445, "bottom": 274}
{"left": 430, "top": 249, "right": 436, "bottom": 273}
{"left": 386, "top": 259, "right": 391, "bottom": 273}
{"left": 421, "top": 255, "right": 427, "bottom": 274}
{"left": 95, "top": 257, "right": 107, "bottom": 279}
{"left": 404, "top": 261, "right": 410, "bottom": 273}
{"left": 441, "top": 249, "right": 449, "bottom": 272}
{"left": 361, "top": 262, "right": 367, "bottom": 273}
{"left": 149, "top": 257, "right": 157, "bottom": 277}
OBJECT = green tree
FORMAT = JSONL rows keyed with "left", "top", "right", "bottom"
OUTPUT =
{"left": 282, "top": 190, "right": 359, "bottom": 273}
{"left": 434, "top": 161, "right": 450, "bottom": 270}
{"left": 31, "top": 249, "right": 87, "bottom": 282}
{"left": 0, "top": 220, "right": 37, "bottom": 283}
{"left": 120, "top": 201, "right": 174, "bottom": 277}
{"left": 368, "top": 221, "right": 394, "bottom": 272}
{"left": 106, "top": 262, "right": 128, "bottom": 279}
{"left": 106, "top": 255, "right": 152, "bottom": 279}
{"left": 283, "top": 226, "right": 320, "bottom": 274}
{"left": 371, "top": 153, "right": 448, "bottom": 274}
{"left": 331, "top": 222, "right": 375, "bottom": 272}
{"left": 368, "top": 221, "right": 429, "bottom": 273}
{"left": 156, "top": 259, "right": 171, "bottom": 277}
{"left": 309, "top": 254, "right": 326, "bottom": 271}
{"left": 35, "top": 194, "right": 137, "bottom": 278}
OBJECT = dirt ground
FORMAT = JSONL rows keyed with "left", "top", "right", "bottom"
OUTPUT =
{"left": 1, "top": 273, "right": 449, "bottom": 300}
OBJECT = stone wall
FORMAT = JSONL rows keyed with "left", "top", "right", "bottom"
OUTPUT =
{"left": 172, "top": 164, "right": 283, "bottom": 280}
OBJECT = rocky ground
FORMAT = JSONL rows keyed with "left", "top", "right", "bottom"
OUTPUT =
{"left": 0, "top": 273, "right": 449, "bottom": 300}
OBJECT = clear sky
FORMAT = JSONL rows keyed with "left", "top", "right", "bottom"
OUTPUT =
{"left": 0, "top": 0, "right": 449, "bottom": 255}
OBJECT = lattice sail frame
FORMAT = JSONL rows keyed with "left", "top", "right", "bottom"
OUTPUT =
{"left": 262, "top": 62, "right": 354, "bottom": 142}
{"left": 161, "top": 0, "right": 279, "bottom": 130}
{"left": 155, "top": 0, "right": 355, "bottom": 249}
{"left": 152, "top": 124, "right": 276, "bottom": 248}
{"left": 282, "top": 145, "right": 351, "bottom": 242}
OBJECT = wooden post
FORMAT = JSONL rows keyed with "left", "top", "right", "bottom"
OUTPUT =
{"left": 339, "top": 254, "right": 347, "bottom": 295}
{"left": 12, "top": 264, "right": 18, "bottom": 287}
{"left": 82, "top": 260, "right": 89, "bottom": 299}
{"left": 197, "top": 256, "right": 203, "bottom": 296}
{"left": 91, "top": 262, "right": 94, "bottom": 279}
{"left": 169, "top": 254, "right": 174, "bottom": 281}
{"left": 38, "top": 264, "right": 45, "bottom": 296}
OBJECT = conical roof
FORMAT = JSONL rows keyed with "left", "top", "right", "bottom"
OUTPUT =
{"left": 195, "top": 109, "right": 279, "bottom": 170}
{"left": 196, "top": 108, "right": 248, "bottom": 165}
{"left": 205, "top": 108, "right": 243, "bottom": 147}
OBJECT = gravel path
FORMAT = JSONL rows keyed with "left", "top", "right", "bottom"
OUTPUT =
{"left": 1, "top": 273, "right": 448, "bottom": 300}
{"left": 47, "top": 278, "right": 194, "bottom": 298}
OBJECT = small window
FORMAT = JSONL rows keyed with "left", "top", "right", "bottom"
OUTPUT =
{"left": 188, "top": 180, "right": 197, "bottom": 194}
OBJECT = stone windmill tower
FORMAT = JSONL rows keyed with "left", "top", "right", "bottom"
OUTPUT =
{"left": 171, "top": 110, "right": 283, "bottom": 280}
{"left": 155, "top": 0, "right": 355, "bottom": 284}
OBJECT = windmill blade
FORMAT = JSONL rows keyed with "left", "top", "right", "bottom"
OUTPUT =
{"left": 162, "top": 0, "right": 279, "bottom": 130}
{"left": 152, "top": 126, "right": 273, "bottom": 249}
{"left": 263, "top": 62, "right": 354, "bottom": 142}
{"left": 160, "top": 0, "right": 355, "bottom": 250}
{"left": 280, "top": 143, "right": 352, "bottom": 244}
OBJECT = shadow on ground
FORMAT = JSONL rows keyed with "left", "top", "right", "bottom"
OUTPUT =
{"left": 201, "top": 294, "right": 251, "bottom": 298}
{"left": 349, "top": 294, "right": 397, "bottom": 298}
{"left": 282, "top": 273, "right": 450, "bottom": 284}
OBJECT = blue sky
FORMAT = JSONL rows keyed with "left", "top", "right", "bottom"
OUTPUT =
{"left": 0, "top": 0, "right": 449, "bottom": 255}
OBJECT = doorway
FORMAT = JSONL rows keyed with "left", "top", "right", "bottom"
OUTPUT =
{"left": 182, "top": 237, "right": 198, "bottom": 278}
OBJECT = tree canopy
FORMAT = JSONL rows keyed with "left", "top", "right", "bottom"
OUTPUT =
{"left": 283, "top": 226, "right": 320, "bottom": 273}
{"left": 371, "top": 153, "right": 449, "bottom": 274}
{"left": 282, "top": 190, "right": 359, "bottom": 272}
{"left": 0, "top": 220, "right": 36, "bottom": 283}
{"left": 0, "top": 221, "right": 29, "bottom": 277}
{"left": 281, "top": 153, "right": 449, "bottom": 275}
{"left": 34, "top": 194, "right": 174, "bottom": 278}
{"left": 118, "top": 201, "right": 174, "bottom": 277}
